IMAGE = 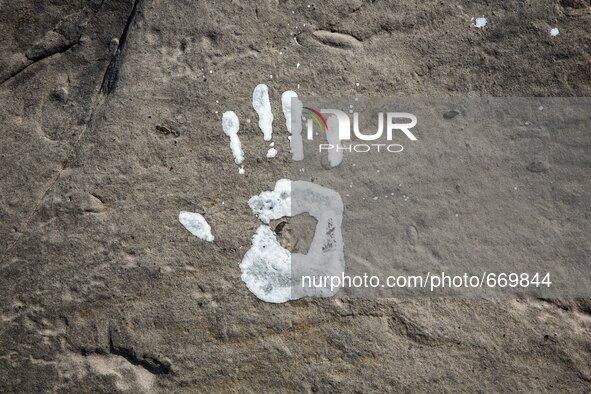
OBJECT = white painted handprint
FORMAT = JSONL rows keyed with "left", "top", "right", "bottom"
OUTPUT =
{"left": 180, "top": 84, "right": 345, "bottom": 303}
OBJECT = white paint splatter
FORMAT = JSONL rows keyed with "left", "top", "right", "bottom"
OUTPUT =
{"left": 241, "top": 180, "right": 345, "bottom": 303}
{"left": 222, "top": 111, "right": 244, "bottom": 165}
{"left": 179, "top": 211, "right": 214, "bottom": 242}
{"left": 240, "top": 226, "right": 292, "bottom": 303}
{"left": 550, "top": 27, "right": 559, "bottom": 37}
{"left": 326, "top": 115, "right": 343, "bottom": 167}
{"left": 252, "top": 84, "right": 274, "bottom": 141}
{"left": 281, "top": 90, "right": 304, "bottom": 161}
{"left": 266, "top": 147, "right": 278, "bottom": 158}
{"left": 473, "top": 16, "right": 487, "bottom": 29}
{"left": 248, "top": 179, "right": 292, "bottom": 224}
{"left": 281, "top": 90, "right": 297, "bottom": 133}
{"left": 239, "top": 166, "right": 245, "bottom": 175}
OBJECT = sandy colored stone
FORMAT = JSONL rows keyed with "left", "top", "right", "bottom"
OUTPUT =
{"left": 1, "top": 1, "right": 590, "bottom": 392}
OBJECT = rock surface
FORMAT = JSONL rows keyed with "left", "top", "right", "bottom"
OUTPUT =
{"left": 1, "top": 0, "right": 590, "bottom": 392}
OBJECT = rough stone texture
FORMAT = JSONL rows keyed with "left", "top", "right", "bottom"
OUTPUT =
{"left": 1, "top": 0, "right": 590, "bottom": 392}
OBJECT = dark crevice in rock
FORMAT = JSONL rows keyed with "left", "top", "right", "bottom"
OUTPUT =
{"left": 94, "top": 0, "right": 107, "bottom": 14}
{"left": 1, "top": 9, "right": 88, "bottom": 85}
{"left": 155, "top": 125, "right": 181, "bottom": 137}
{"left": 100, "top": 0, "right": 144, "bottom": 95}
{"left": 73, "top": 330, "right": 173, "bottom": 376}
{"left": 535, "top": 297, "right": 573, "bottom": 311}
{"left": 0, "top": 3, "right": 136, "bottom": 263}
{"left": 107, "top": 330, "right": 173, "bottom": 375}
{"left": 1, "top": 61, "right": 31, "bottom": 86}
{"left": 0, "top": 41, "right": 79, "bottom": 86}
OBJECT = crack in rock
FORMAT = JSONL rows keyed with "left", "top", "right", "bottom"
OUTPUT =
{"left": 0, "top": 9, "right": 87, "bottom": 85}
{"left": 100, "top": 0, "right": 144, "bottom": 95}
{"left": 75, "top": 329, "right": 173, "bottom": 376}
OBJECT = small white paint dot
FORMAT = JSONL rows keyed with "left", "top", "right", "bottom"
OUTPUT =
{"left": 473, "top": 16, "right": 487, "bottom": 29}
{"left": 296, "top": 63, "right": 300, "bottom": 69}
{"left": 355, "top": 82, "right": 360, "bottom": 87}
{"left": 550, "top": 27, "right": 560, "bottom": 37}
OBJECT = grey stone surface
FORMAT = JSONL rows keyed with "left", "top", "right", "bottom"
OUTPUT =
{"left": 1, "top": 0, "right": 590, "bottom": 392}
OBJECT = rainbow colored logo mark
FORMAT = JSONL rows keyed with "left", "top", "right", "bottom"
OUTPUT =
{"left": 304, "top": 107, "right": 329, "bottom": 131}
